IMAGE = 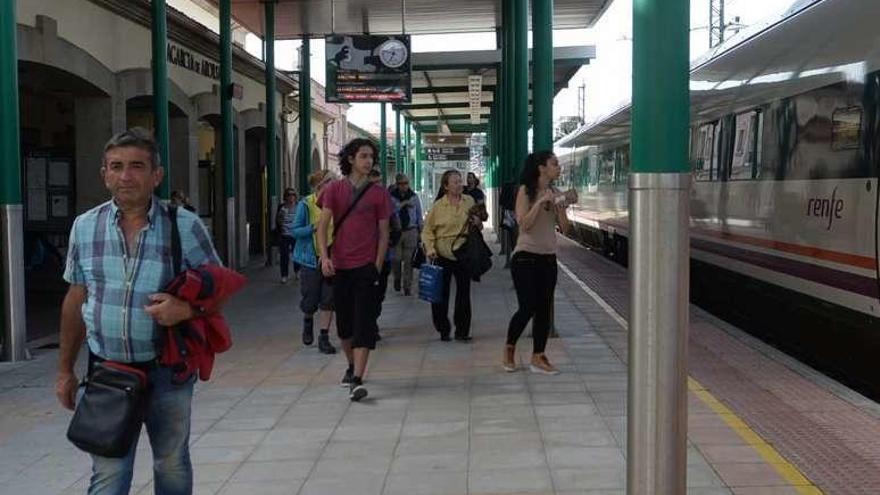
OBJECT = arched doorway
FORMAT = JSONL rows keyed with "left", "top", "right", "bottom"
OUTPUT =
{"left": 18, "top": 60, "right": 111, "bottom": 342}
{"left": 244, "top": 127, "right": 266, "bottom": 257}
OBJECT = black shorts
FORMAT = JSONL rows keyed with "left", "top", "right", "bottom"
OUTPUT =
{"left": 300, "top": 266, "right": 333, "bottom": 314}
{"left": 332, "top": 263, "right": 379, "bottom": 349}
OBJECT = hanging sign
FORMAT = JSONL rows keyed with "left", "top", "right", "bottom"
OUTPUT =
{"left": 424, "top": 146, "right": 470, "bottom": 161}
{"left": 325, "top": 34, "right": 412, "bottom": 103}
{"left": 468, "top": 75, "right": 482, "bottom": 124}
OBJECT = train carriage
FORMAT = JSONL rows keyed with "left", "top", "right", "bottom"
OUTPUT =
{"left": 558, "top": 0, "right": 880, "bottom": 398}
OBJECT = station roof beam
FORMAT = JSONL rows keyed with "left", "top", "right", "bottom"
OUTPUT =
{"left": 208, "top": 1, "right": 610, "bottom": 38}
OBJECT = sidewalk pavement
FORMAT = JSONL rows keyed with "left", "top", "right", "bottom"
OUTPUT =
{"left": 0, "top": 250, "right": 734, "bottom": 495}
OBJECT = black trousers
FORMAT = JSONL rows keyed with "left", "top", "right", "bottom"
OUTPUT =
{"left": 431, "top": 257, "right": 472, "bottom": 337}
{"left": 506, "top": 252, "right": 557, "bottom": 354}
{"left": 279, "top": 235, "right": 300, "bottom": 278}
{"left": 333, "top": 264, "right": 379, "bottom": 349}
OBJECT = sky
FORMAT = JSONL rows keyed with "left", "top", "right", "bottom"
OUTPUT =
{"left": 240, "top": 0, "right": 802, "bottom": 133}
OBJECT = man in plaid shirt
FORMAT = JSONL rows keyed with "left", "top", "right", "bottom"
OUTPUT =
{"left": 55, "top": 128, "right": 220, "bottom": 494}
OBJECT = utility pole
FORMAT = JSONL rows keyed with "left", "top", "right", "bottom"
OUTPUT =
{"left": 577, "top": 83, "right": 586, "bottom": 125}
{"left": 709, "top": 0, "right": 725, "bottom": 48}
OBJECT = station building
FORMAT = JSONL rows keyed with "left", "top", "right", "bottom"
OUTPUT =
{"left": 15, "top": 0, "right": 350, "bottom": 342}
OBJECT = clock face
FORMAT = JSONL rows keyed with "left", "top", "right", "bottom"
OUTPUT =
{"left": 378, "top": 39, "right": 408, "bottom": 69}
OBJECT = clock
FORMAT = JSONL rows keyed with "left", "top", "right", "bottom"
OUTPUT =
{"left": 378, "top": 39, "right": 408, "bottom": 69}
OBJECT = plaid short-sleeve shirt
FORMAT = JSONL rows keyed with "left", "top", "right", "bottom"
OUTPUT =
{"left": 64, "top": 196, "right": 221, "bottom": 362}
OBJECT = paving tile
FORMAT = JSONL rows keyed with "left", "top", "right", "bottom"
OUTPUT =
{"left": 383, "top": 471, "right": 468, "bottom": 495}
{"left": 469, "top": 467, "right": 554, "bottom": 493}
{"left": 227, "top": 460, "right": 314, "bottom": 482}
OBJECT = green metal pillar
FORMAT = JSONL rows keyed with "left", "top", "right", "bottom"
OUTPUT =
{"left": 512, "top": 0, "right": 529, "bottom": 178}
{"left": 379, "top": 103, "right": 387, "bottom": 181}
{"left": 220, "top": 0, "right": 236, "bottom": 267}
{"left": 394, "top": 109, "right": 402, "bottom": 179}
{"left": 414, "top": 128, "right": 422, "bottom": 193}
{"left": 265, "top": 1, "right": 278, "bottom": 204}
{"left": 532, "top": 0, "right": 554, "bottom": 152}
{"left": 1, "top": 0, "right": 26, "bottom": 361}
{"left": 404, "top": 118, "right": 412, "bottom": 179}
{"left": 500, "top": 2, "right": 513, "bottom": 187}
{"left": 628, "top": 0, "right": 691, "bottom": 493}
{"left": 152, "top": 0, "right": 170, "bottom": 198}
{"left": 298, "top": 36, "right": 312, "bottom": 197}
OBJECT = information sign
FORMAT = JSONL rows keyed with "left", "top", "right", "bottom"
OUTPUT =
{"left": 325, "top": 35, "right": 411, "bottom": 103}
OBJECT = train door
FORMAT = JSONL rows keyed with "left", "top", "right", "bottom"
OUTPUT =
{"left": 875, "top": 159, "right": 879, "bottom": 304}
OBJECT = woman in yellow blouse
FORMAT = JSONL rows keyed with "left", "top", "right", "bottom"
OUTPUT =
{"left": 422, "top": 170, "right": 485, "bottom": 342}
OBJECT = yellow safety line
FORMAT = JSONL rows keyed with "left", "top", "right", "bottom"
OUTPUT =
{"left": 556, "top": 260, "right": 825, "bottom": 495}
{"left": 688, "top": 378, "right": 823, "bottom": 494}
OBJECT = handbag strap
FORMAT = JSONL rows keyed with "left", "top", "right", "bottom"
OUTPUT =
{"left": 169, "top": 205, "right": 182, "bottom": 275}
{"left": 335, "top": 182, "right": 373, "bottom": 233}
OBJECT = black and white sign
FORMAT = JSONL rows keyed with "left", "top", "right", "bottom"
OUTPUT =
{"left": 325, "top": 35, "right": 411, "bottom": 103}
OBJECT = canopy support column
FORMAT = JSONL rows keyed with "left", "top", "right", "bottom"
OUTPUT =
{"left": 220, "top": 0, "right": 236, "bottom": 268}
{"left": 298, "top": 36, "right": 312, "bottom": 196}
{"left": 152, "top": 0, "right": 170, "bottom": 198}
{"left": 0, "top": 0, "right": 26, "bottom": 362}
{"left": 628, "top": 0, "right": 691, "bottom": 493}
{"left": 532, "top": 0, "right": 554, "bottom": 152}
{"left": 380, "top": 104, "right": 387, "bottom": 181}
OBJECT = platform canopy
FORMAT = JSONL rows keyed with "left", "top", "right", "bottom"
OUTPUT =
{"left": 208, "top": 0, "right": 610, "bottom": 38}
{"left": 404, "top": 46, "right": 594, "bottom": 129}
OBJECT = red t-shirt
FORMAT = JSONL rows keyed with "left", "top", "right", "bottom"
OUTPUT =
{"left": 317, "top": 179, "right": 393, "bottom": 270}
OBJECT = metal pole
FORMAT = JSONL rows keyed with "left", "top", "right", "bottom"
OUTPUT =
{"left": 414, "top": 128, "right": 422, "bottom": 194}
{"left": 298, "top": 36, "right": 312, "bottom": 197}
{"left": 380, "top": 103, "right": 387, "bottom": 181}
{"left": 500, "top": 6, "right": 511, "bottom": 188}
{"left": 220, "top": 0, "right": 236, "bottom": 269}
{"left": 513, "top": 0, "right": 528, "bottom": 178}
{"left": 394, "top": 109, "right": 402, "bottom": 179}
{"left": 404, "top": 117, "right": 412, "bottom": 179}
{"left": 532, "top": 0, "right": 554, "bottom": 152}
{"left": 265, "top": 1, "right": 278, "bottom": 206}
{"left": 628, "top": 0, "right": 690, "bottom": 492}
{"left": 152, "top": 0, "right": 171, "bottom": 199}
{"left": 0, "top": 0, "right": 26, "bottom": 362}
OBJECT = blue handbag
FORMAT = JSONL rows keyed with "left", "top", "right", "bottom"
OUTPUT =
{"left": 418, "top": 263, "right": 444, "bottom": 304}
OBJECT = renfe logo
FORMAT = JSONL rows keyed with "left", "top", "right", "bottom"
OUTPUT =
{"left": 806, "top": 187, "right": 844, "bottom": 230}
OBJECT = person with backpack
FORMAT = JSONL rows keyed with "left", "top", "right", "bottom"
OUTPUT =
{"left": 389, "top": 173, "right": 423, "bottom": 296}
{"left": 292, "top": 170, "right": 338, "bottom": 354}
{"left": 502, "top": 151, "right": 577, "bottom": 375}
{"left": 316, "top": 139, "right": 393, "bottom": 401}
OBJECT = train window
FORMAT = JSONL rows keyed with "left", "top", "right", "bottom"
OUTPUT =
{"left": 616, "top": 147, "right": 630, "bottom": 185}
{"left": 598, "top": 151, "right": 615, "bottom": 185}
{"left": 831, "top": 106, "right": 862, "bottom": 151}
{"left": 693, "top": 122, "right": 717, "bottom": 181}
{"left": 730, "top": 110, "right": 762, "bottom": 180}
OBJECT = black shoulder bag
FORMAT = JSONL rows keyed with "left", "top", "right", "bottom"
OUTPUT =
{"left": 328, "top": 182, "right": 373, "bottom": 248}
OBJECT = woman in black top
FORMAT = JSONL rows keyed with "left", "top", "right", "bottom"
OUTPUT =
{"left": 464, "top": 172, "right": 486, "bottom": 205}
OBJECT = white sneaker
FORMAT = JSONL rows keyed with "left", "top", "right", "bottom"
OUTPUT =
{"left": 529, "top": 355, "right": 560, "bottom": 375}
{"left": 281, "top": 276, "right": 288, "bottom": 284}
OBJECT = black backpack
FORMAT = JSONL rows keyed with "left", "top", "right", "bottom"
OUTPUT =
{"left": 392, "top": 188, "right": 415, "bottom": 231}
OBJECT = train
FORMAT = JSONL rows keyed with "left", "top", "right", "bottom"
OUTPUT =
{"left": 556, "top": 0, "right": 880, "bottom": 399}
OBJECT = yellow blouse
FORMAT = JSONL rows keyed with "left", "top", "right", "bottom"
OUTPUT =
{"left": 421, "top": 194, "right": 475, "bottom": 260}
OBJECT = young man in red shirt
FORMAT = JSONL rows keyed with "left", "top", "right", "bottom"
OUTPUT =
{"left": 316, "top": 138, "right": 393, "bottom": 401}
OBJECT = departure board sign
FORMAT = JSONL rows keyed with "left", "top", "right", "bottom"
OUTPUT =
{"left": 424, "top": 146, "right": 470, "bottom": 161}
{"left": 325, "top": 35, "right": 412, "bottom": 103}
